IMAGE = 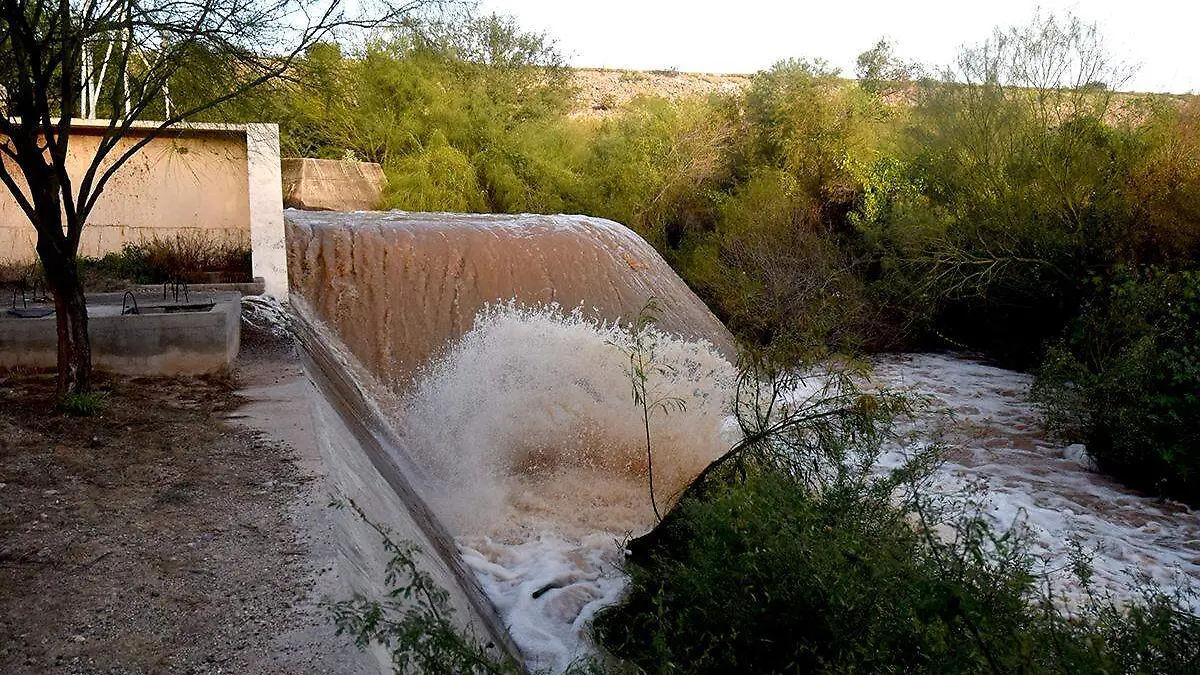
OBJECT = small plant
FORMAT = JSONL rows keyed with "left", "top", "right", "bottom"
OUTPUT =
{"left": 57, "top": 390, "right": 109, "bottom": 416}
{"left": 609, "top": 298, "right": 687, "bottom": 522}
{"left": 326, "top": 499, "right": 523, "bottom": 675}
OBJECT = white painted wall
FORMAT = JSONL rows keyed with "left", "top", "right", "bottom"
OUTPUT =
{"left": 246, "top": 124, "right": 288, "bottom": 299}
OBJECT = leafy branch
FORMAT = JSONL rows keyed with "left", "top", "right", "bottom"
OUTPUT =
{"left": 610, "top": 298, "right": 686, "bottom": 523}
{"left": 326, "top": 498, "right": 522, "bottom": 675}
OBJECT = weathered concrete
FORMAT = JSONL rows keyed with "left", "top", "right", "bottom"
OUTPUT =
{"left": 281, "top": 158, "right": 385, "bottom": 212}
{"left": 0, "top": 291, "right": 241, "bottom": 375}
{"left": 0, "top": 120, "right": 288, "bottom": 300}
{"left": 248, "top": 126, "right": 289, "bottom": 299}
{"left": 291, "top": 302, "right": 519, "bottom": 673}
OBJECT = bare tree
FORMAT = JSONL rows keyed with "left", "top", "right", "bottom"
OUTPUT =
{"left": 0, "top": 0, "right": 429, "bottom": 394}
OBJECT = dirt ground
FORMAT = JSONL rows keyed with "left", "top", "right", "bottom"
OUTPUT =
{"left": 0, "top": 328, "right": 364, "bottom": 674}
{"left": 568, "top": 68, "right": 750, "bottom": 119}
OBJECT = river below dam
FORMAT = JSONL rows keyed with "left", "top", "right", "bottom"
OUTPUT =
{"left": 442, "top": 339, "right": 1200, "bottom": 672}
{"left": 283, "top": 209, "right": 1199, "bottom": 673}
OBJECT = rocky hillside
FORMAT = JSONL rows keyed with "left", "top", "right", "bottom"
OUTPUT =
{"left": 568, "top": 68, "right": 750, "bottom": 119}
{"left": 566, "top": 68, "right": 1194, "bottom": 123}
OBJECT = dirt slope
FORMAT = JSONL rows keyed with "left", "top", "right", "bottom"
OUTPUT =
{"left": 569, "top": 68, "right": 750, "bottom": 119}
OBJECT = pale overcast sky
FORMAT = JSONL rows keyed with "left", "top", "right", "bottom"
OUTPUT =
{"left": 477, "top": 0, "right": 1198, "bottom": 94}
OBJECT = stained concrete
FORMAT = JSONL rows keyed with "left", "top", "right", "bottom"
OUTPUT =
{"left": 281, "top": 158, "right": 385, "bottom": 212}
{"left": 0, "top": 291, "right": 241, "bottom": 375}
{"left": 0, "top": 120, "right": 289, "bottom": 301}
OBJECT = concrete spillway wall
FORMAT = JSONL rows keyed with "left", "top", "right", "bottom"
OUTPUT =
{"left": 285, "top": 210, "right": 739, "bottom": 671}
{"left": 292, "top": 304, "right": 519, "bottom": 671}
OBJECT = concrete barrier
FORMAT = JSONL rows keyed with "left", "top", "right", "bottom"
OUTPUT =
{"left": 291, "top": 302, "right": 519, "bottom": 672}
{"left": 281, "top": 158, "right": 385, "bottom": 212}
{"left": 0, "top": 120, "right": 288, "bottom": 299}
{"left": 0, "top": 291, "right": 241, "bottom": 375}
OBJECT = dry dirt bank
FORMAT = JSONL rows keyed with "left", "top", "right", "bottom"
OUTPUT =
{"left": 0, "top": 328, "right": 364, "bottom": 674}
{"left": 569, "top": 68, "right": 750, "bottom": 119}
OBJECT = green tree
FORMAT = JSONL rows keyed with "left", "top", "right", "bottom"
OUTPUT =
{"left": 0, "top": 0, "right": 426, "bottom": 394}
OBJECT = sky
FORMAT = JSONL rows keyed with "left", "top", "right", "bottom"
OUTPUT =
{"left": 476, "top": 0, "right": 1199, "bottom": 94}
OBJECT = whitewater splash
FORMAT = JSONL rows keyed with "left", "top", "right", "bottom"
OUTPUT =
{"left": 395, "top": 303, "right": 734, "bottom": 670}
{"left": 405, "top": 315, "right": 1200, "bottom": 671}
{"left": 873, "top": 354, "right": 1200, "bottom": 614}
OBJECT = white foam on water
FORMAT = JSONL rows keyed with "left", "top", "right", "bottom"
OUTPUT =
{"left": 400, "top": 301, "right": 735, "bottom": 536}
{"left": 403, "top": 310, "right": 1199, "bottom": 672}
{"left": 873, "top": 352, "right": 1200, "bottom": 612}
{"left": 398, "top": 303, "right": 734, "bottom": 671}
{"left": 458, "top": 533, "right": 628, "bottom": 673}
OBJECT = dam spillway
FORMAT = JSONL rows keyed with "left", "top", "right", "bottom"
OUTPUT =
{"left": 281, "top": 210, "right": 1200, "bottom": 673}
{"left": 284, "top": 210, "right": 740, "bottom": 671}
{"left": 286, "top": 210, "right": 737, "bottom": 390}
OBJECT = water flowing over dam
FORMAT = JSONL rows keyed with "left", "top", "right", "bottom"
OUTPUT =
{"left": 286, "top": 210, "right": 736, "bottom": 389}
{"left": 284, "top": 210, "right": 1200, "bottom": 673}
{"left": 286, "top": 210, "right": 739, "bottom": 670}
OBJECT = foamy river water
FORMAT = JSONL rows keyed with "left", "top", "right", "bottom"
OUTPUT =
{"left": 454, "top": 349, "right": 1200, "bottom": 673}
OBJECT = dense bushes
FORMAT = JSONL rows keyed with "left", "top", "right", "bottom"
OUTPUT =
{"left": 598, "top": 473, "right": 1200, "bottom": 674}
{"left": 594, "top": 362, "right": 1200, "bottom": 674}
{"left": 1036, "top": 269, "right": 1200, "bottom": 503}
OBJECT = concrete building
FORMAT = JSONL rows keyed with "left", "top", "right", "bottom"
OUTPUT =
{"left": 0, "top": 120, "right": 287, "bottom": 298}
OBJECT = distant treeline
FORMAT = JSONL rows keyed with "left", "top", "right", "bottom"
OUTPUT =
{"left": 210, "top": 12, "right": 1198, "bottom": 503}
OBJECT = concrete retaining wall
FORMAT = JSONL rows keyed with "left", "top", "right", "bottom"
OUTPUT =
{"left": 292, "top": 302, "right": 518, "bottom": 672}
{"left": 0, "top": 121, "right": 287, "bottom": 299}
{"left": 282, "top": 158, "right": 385, "bottom": 212}
{"left": 0, "top": 292, "right": 241, "bottom": 375}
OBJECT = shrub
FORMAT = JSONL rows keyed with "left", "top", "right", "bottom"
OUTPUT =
{"left": 680, "top": 169, "right": 872, "bottom": 355}
{"left": 58, "top": 390, "right": 109, "bottom": 416}
{"left": 595, "top": 356, "right": 1200, "bottom": 674}
{"left": 1035, "top": 268, "right": 1200, "bottom": 504}
{"left": 78, "top": 233, "right": 252, "bottom": 286}
{"left": 575, "top": 96, "right": 736, "bottom": 248}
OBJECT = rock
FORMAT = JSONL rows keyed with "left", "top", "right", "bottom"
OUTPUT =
{"left": 281, "top": 158, "right": 385, "bottom": 212}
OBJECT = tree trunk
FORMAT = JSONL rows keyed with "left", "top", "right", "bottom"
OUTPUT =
{"left": 37, "top": 239, "right": 92, "bottom": 395}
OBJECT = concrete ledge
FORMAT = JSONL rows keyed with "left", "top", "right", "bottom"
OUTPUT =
{"left": 130, "top": 279, "right": 266, "bottom": 296}
{"left": 282, "top": 158, "right": 385, "bottom": 212}
{"left": 0, "top": 291, "right": 241, "bottom": 375}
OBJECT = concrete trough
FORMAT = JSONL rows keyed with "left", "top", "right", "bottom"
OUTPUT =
{"left": 0, "top": 291, "right": 240, "bottom": 375}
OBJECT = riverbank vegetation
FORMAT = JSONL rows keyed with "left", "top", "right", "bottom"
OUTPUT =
{"left": 236, "top": 10, "right": 1198, "bottom": 504}
{"left": 597, "top": 357, "right": 1199, "bottom": 674}
{"left": 245, "top": 7, "right": 1200, "bottom": 672}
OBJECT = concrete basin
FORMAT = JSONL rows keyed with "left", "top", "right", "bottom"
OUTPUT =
{"left": 0, "top": 291, "right": 240, "bottom": 375}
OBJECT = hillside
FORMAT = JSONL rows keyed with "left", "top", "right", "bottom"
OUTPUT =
{"left": 568, "top": 68, "right": 750, "bottom": 119}
{"left": 567, "top": 67, "right": 1194, "bottom": 123}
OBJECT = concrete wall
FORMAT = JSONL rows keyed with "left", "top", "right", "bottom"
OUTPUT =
{"left": 246, "top": 125, "right": 288, "bottom": 298}
{"left": 282, "top": 158, "right": 385, "bottom": 212}
{"left": 0, "top": 292, "right": 241, "bottom": 375}
{"left": 0, "top": 120, "right": 288, "bottom": 299}
{"left": 292, "top": 301, "right": 518, "bottom": 671}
